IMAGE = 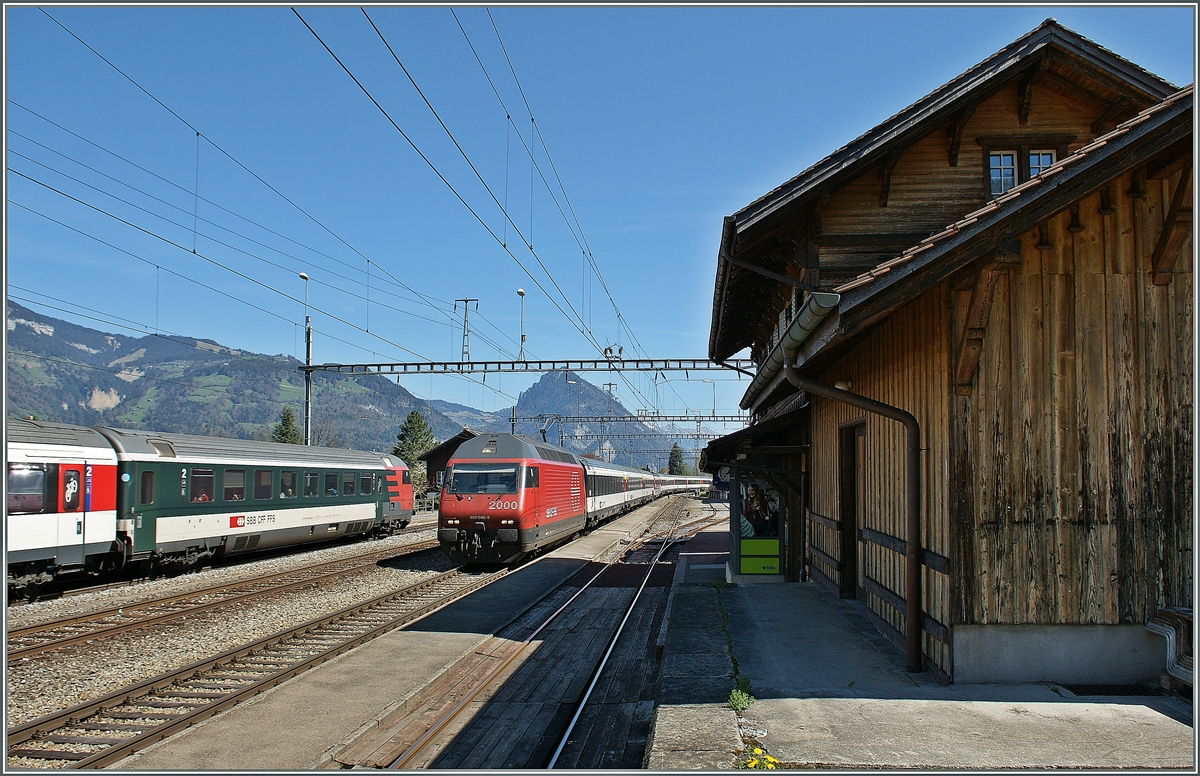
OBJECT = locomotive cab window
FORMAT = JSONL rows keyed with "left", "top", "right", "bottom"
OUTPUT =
{"left": 140, "top": 470, "right": 155, "bottom": 505}
{"left": 447, "top": 464, "right": 518, "bottom": 494}
{"left": 281, "top": 470, "right": 298, "bottom": 499}
{"left": 342, "top": 472, "right": 356, "bottom": 496}
{"left": 190, "top": 468, "right": 215, "bottom": 503}
{"left": 324, "top": 472, "right": 339, "bottom": 497}
{"left": 254, "top": 469, "right": 273, "bottom": 500}
{"left": 223, "top": 469, "right": 246, "bottom": 501}
{"left": 7, "top": 464, "right": 46, "bottom": 514}
{"left": 402, "top": 469, "right": 411, "bottom": 485}
{"left": 525, "top": 466, "right": 539, "bottom": 489}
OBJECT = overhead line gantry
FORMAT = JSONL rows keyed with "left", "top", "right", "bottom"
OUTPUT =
{"left": 299, "top": 358, "right": 756, "bottom": 376}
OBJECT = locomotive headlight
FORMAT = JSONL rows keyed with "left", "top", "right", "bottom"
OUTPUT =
{"left": 445, "top": 518, "right": 460, "bottom": 525}
{"left": 501, "top": 519, "right": 514, "bottom": 525}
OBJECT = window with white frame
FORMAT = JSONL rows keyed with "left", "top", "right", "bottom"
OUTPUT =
{"left": 989, "top": 152, "right": 1017, "bottom": 196}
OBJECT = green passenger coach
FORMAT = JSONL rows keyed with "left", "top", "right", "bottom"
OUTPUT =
{"left": 94, "top": 427, "right": 414, "bottom": 570}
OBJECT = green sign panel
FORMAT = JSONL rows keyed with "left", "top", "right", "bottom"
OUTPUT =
{"left": 740, "top": 538, "right": 779, "bottom": 556}
{"left": 740, "top": 556, "right": 780, "bottom": 575}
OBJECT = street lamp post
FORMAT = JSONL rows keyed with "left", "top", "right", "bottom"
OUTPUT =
{"left": 517, "top": 288, "right": 526, "bottom": 360}
{"left": 300, "top": 272, "right": 312, "bottom": 446}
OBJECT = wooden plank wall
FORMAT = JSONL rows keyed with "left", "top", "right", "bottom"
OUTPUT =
{"left": 952, "top": 168, "right": 1193, "bottom": 626}
{"left": 816, "top": 84, "right": 1096, "bottom": 291}
{"left": 809, "top": 288, "right": 953, "bottom": 675}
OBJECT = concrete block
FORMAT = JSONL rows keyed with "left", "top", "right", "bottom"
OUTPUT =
{"left": 646, "top": 703, "right": 741, "bottom": 770}
{"left": 953, "top": 624, "right": 1166, "bottom": 684}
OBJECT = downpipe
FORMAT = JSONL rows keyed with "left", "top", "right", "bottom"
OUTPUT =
{"left": 783, "top": 364, "right": 924, "bottom": 673}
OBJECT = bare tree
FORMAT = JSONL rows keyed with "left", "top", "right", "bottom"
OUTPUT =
{"left": 311, "top": 418, "right": 344, "bottom": 448}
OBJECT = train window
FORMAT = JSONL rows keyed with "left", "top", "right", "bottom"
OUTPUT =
{"left": 324, "top": 472, "right": 339, "bottom": 497}
{"left": 525, "top": 466, "right": 539, "bottom": 488}
{"left": 342, "top": 472, "right": 356, "bottom": 496}
{"left": 402, "top": 469, "right": 411, "bottom": 485}
{"left": 360, "top": 473, "right": 373, "bottom": 495}
{"left": 254, "top": 469, "right": 273, "bottom": 500}
{"left": 223, "top": 469, "right": 246, "bottom": 502}
{"left": 140, "top": 470, "right": 155, "bottom": 505}
{"left": 7, "top": 465, "right": 45, "bottom": 514}
{"left": 447, "top": 464, "right": 518, "bottom": 494}
{"left": 303, "top": 472, "right": 319, "bottom": 498}
{"left": 190, "top": 468, "right": 215, "bottom": 502}
{"left": 61, "top": 470, "right": 82, "bottom": 512}
{"left": 281, "top": 471, "right": 298, "bottom": 499}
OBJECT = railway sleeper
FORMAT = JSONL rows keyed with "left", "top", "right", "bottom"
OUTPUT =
{"left": 71, "top": 722, "right": 157, "bottom": 732}
{"left": 101, "top": 712, "right": 183, "bottom": 721}
{"left": 42, "top": 734, "right": 127, "bottom": 746}
{"left": 9, "top": 748, "right": 91, "bottom": 761}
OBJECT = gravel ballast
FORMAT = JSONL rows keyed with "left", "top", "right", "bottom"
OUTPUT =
{"left": 6, "top": 528, "right": 453, "bottom": 727}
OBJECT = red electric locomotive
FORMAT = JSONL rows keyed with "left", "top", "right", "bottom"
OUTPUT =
{"left": 437, "top": 434, "right": 584, "bottom": 564}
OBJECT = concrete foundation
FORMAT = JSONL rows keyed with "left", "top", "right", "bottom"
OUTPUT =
{"left": 952, "top": 624, "right": 1167, "bottom": 684}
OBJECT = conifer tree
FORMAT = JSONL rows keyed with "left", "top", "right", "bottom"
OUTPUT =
{"left": 393, "top": 410, "right": 436, "bottom": 493}
{"left": 668, "top": 443, "right": 685, "bottom": 475}
{"left": 271, "top": 406, "right": 304, "bottom": 445}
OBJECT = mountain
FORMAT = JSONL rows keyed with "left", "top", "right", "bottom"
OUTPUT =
{"left": 426, "top": 399, "right": 511, "bottom": 431}
{"left": 6, "top": 302, "right": 462, "bottom": 452}
{"left": 6, "top": 303, "right": 711, "bottom": 470}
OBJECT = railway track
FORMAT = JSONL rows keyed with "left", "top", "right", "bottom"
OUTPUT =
{"left": 8, "top": 517, "right": 438, "bottom": 605}
{"left": 335, "top": 496, "right": 710, "bottom": 770}
{"left": 6, "top": 566, "right": 504, "bottom": 769}
{"left": 7, "top": 540, "right": 440, "bottom": 663}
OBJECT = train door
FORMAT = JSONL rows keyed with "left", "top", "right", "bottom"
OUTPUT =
{"left": 524, "top": 464, "right": 541, "bottom": 527}
{"left": 133, "top": 464, "right": 160, "bottom": 553}
{"left": 57, "top": 463, "right": 85, "bottom": 565}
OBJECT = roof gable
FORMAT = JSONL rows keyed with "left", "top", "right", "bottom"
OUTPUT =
{"left": 710, "top": 19, "right": 1181, "bottom": 363}
{"left": 732, "top": 19, "right": 1177, "bottom": 239}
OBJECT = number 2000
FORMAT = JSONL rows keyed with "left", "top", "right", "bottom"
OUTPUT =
{"left": 488, "top": 500, "right": 518, "bottom": 510}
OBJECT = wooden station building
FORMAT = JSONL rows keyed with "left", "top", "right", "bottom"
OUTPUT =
{"left": 701, "top": 20, "right": 1193, "bottom": 684}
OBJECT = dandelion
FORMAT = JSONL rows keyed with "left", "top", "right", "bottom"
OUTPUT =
{"left": 753, "top": 748, "right": 762, "bottom": 755}
{"left": 746, "top": 759, "right": 758, "bottom": 768}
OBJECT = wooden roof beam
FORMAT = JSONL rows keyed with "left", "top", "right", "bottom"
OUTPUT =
{"left": 947, "top": 102, "right": 977, "bottom": 167}
{"left": 1152, "top": 166, "right": 1193, "bottom": 285}
{"left": 1091, "top": 96, "right": 1132, "bottom": 135}
{"left": 1016, "top": 59, "right": 1052, "bottom": 125}
{"left": 878, "top": 148, "right": 903, "bottom": 207}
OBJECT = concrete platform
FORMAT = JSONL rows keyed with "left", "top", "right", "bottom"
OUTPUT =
{"left": 112, "top": 502, "right": 667, "bottom": 770}
{"left": 647, "top": 516, "right": 1196, "bottom": 770}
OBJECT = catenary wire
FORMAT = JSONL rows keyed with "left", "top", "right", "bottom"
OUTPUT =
{"left": 32, "top": 11, "right": 527, "bottom": 364}
{"left": 8, "top": 170, "right": 519, "bottom": 401}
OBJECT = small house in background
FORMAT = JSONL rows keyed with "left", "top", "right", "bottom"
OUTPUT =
{"left": 418, "top": 428, "right": 479, "bottom": 495}
{"left": 703, "top": 19, "right": 1192, "bottom": 686}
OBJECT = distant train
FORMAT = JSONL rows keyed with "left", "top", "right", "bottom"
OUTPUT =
{"left": 437, "top": 433, "right": 710, "bottom": 564}
{"left": 6, "top": 419, "right": 414, "bottom": 592}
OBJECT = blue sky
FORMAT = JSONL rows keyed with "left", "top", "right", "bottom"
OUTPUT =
{"left": 5, "top": 4, "right": 1195, "bottom": 425}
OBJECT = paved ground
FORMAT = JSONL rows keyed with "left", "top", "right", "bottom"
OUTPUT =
{"left": 112, "top": 503, "right": 664, "bottom": 770}
{"left": 647, "top": 514, "right": 1196, "bottom": 770}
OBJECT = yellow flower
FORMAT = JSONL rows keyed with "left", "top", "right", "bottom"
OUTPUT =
{"left": 765, "top": 756, "right": 778, "bottom": 763}
{"left": 766, "top": 764, "right": 776, "bottom": 769}
{"left": 753, "top": 748, "right": 763, "bottom": 755}
{"left": 746, "top": 759, "right": 758, "bottom": 768}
